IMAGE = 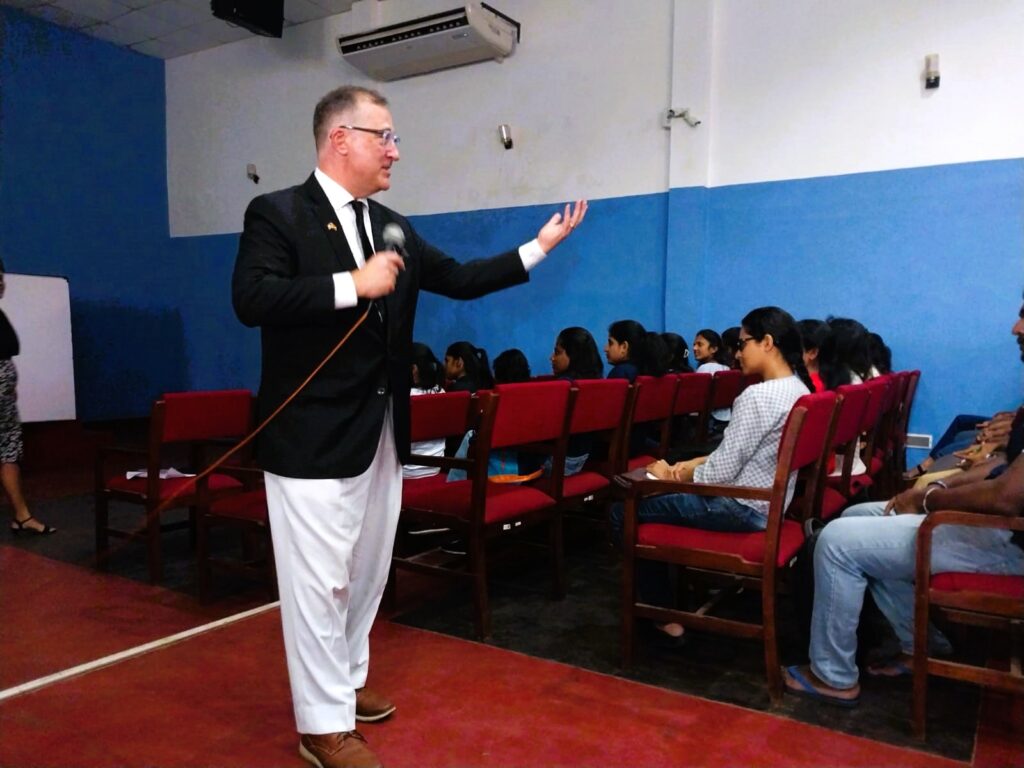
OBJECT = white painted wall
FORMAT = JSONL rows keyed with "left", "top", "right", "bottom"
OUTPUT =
{"left": 166, "top": 0, "right": 674, "bottom": 237}
{"left": 709, "top": 0, "right": 1024, "bottom": 186}
{"left": 166, "top": 0, "right": 1024, "bottom": 236}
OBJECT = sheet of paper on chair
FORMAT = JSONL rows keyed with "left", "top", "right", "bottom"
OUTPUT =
{"left": 125, "top": 468, "right": 196, "bottom": 480}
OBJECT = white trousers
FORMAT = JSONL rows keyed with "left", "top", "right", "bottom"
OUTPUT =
{"left": 265, "top": 405, "right": 402, "bottom": 734}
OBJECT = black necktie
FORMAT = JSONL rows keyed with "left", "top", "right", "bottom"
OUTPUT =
{"left": 351, "top": 200, "right": 384, "bottom": 323}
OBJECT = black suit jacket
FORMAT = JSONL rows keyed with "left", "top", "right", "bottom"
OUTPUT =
{"left": 232, "top": 174, "right": 528, "bottom": 479}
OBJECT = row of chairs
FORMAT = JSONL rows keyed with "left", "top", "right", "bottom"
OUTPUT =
{"left": 390, "top": 370, "right": 755, "bottom": 639}
{"left": 620, "top": 370, "right": 1022, "bottom": 737}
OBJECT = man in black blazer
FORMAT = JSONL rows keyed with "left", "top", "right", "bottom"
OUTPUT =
{"left": 233, "top": 85, "right": 586, "bottom": 768}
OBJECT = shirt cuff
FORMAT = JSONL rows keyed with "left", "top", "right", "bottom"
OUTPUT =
{"left": 518, "top": 239, "right": 547, "bottom": 271}
{"left": 692, "top": 464, "right": 706, "bottom": 484}
{"left": 333, "top": 272, "right": 358, "bottom": 310}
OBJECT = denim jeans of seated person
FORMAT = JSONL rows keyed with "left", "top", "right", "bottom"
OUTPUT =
{"left": 610, "top": 493, "right": 767, "bottom": 608}
{"left": 809, "top": 501, "right": 1024, "bottom": 690}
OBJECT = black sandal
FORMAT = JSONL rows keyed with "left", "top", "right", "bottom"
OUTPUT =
{"left": 10, "top": 516, "right": 56, "bottom": 535}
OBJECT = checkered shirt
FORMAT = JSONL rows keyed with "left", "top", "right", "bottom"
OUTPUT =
{"left": 692, "top": 375, "right": 810, "bottom": 515}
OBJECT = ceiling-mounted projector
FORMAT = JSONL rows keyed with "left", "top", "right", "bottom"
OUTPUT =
{"left": 338, "top": 2, "right": 520, "bottom": 82}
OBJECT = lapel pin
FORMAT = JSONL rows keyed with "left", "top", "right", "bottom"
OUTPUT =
{"left": 327, "top": 222, "right": 337, "bottom": 231}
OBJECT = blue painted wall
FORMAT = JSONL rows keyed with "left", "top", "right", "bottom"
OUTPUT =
{"left": 675, "top": 160, "right": 1024, "bottom": 451}
{"left": 1, "top": 8, "right": 177, "bottom": 419}
{"left": 408, "top": 193, "right": 667, "bottom": 380}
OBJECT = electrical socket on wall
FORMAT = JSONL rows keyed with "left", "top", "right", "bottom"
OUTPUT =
{"left": 906, "top": 433, "right": 933, "bottom": 450}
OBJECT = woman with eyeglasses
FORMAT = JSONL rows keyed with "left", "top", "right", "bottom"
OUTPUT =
{"left": 612, "top": 306, "right": 812, "bottom": 644}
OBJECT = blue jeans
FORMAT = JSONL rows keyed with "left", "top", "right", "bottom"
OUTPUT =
{"left": 809, "top": 501, "right": 1024, "bottom": 689}
{"left": 612, "top": 493, "right": 767, "bottom": 607}
{"left": 930, "top": 414, "right": 987, "bottom": 459}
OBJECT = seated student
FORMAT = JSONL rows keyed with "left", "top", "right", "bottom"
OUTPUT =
{"left": 551, "top": 326, "right": 604, "bottom": 381}
{"left": 867, "top": 332, "right": 892, "bottom": 376}
{"left": 783, "top": 301, "right": 1024, "bottom": 706}
{"left": 818, "top": 317, "right": 879, "bottom": 478}
{"left": 443, "top": 341, "right": 492, "bottom": 455}
{"left": 638, "top": 331, "right": 671, "bottom": 377}
{"left": 907, "top": 411, "right": 1015, "bottom": 480}
{"left": 447, "top": 347, "right": 540, "bottom": 484}
{"left": 612, "top": 307, "right": 813, "bottom": 643}
{"left": 492, "top": 348, "right": 531, "bottom": 383}
{"left": 797, "top": 319, "right": 829, "bottom": 393}
{"left": 721, "top": 327, "right": 742, "bottom": 370}
{"left": 444, "top": 341, "right": 494, "bottom": 393}
{"left": 403, "top": 342, "right": 446, "bottom": 480}
{"left": 662, "top": 332, "right": 695, "bottom": 373}
{"left": 693, "top": 328, "right": 734, "bottom": 431}
{"left": 605, "top": 320, "right": 646, "bottom": 382}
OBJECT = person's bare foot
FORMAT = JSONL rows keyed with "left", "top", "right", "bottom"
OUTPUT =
{"left": 10, "top": 515, "right": 56, "bottom": 535}
{"left": 867, "top": 653, "right": 913, "bottom": 677}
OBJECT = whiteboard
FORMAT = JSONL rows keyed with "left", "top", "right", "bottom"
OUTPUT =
{"left": 0, "top": 274, "right": 76, "bottom": 422}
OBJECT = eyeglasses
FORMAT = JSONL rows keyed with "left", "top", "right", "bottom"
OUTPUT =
{"left": 735, "top": 337, "right": 758, "bottom": 351}
{"left": 338, "top": 125, "right": 400, "bottom": 147}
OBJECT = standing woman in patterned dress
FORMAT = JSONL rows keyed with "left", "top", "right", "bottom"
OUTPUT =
{"left": 1, "top": 260, "right": 55, "bottom": 535}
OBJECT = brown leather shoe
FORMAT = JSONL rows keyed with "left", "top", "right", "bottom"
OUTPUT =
{"left": 355, "top": 687, "right": 396, "bottom": 723}
{"left": 299, "top": 730, "right": 381, "bottom": 768}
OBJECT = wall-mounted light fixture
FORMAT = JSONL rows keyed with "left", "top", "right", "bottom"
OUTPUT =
{"left": 246, "top": 163, "right": 260, "bottom": 184}
{"left": 498, "top": 124, "right": 513, "bottom": 150}
{"left": 924, "top": 53, "right": 940, "bottom": 89}
{"left": 663, "top": 108, "right": 701, "bottom": 129}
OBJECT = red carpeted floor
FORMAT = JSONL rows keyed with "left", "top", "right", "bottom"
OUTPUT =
{"left": 2, "top": 548, "right": 1021, "bottom": 767}
{"left": 0, "top": 546, "right": 263, "bottom": 689}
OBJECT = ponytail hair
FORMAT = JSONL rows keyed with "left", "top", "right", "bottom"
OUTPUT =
{"left": 446, "top": 340, "right": 494, "bottom": 390}
{"left": 411, "top": 342, "right": 442, "bottom": 390}
{"left": 740, "top": 306, "right": 815, "bottom": 392}
{"left": 556, "top": 326, "right": 603, "bottom": 379}
{"left": 661, "top": 332, "right": 694, "bottom": 373}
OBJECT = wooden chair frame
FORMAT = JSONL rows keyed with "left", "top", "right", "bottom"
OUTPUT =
{"left": 618, "top": 392, "right": 839, "bottom": 703}
{"left": 912, "top": 510, "right": 1024, "bottom": 739}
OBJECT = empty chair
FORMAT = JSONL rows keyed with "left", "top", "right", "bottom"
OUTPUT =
{"left": 95, "top": 389, "right": 253, "bottom": 583}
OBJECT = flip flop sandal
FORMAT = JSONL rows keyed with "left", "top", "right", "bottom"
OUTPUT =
{"left": 867, "top": 659, "right": 912, "bottom": 677}
{"left": 784, "top": 666, "right": 860, "bottom": 708}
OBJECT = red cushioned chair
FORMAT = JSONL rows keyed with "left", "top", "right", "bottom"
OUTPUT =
{"left": 816, "top": 383, "right": 872, "bottom": 521}
{"left": 400, "top": 390, "right": 476, "bottom": 510}
{"left": 912, "top": 510, "right": 1024, "bottom": 739}
{"left": 624, "top": 375, "right": 681, "bottom": 471}
{"left": 700, "top": 369, "right": 745, "bottom": 440}
{"left": 826, "top": 375, "right": 891, "bottom": 501}
{"left": 392, "top": 381, "right": 573, "bottom": 639}
{"left": 196, "top": 469, "right": 274, "bottom": 602}
{"left": 886, "top": 369, "right": 921, "bottom": 494}
{"left": 667, "top": 372, "right": 714, "bottom": 460}
{"left": 618, "top": 390, "right": 839, "bottom": 703}
{"left": 95, "top": 390, "right": 253, "bottom": 583}
{"left": 538, "top": 378, "right": 630, "bottom": 514}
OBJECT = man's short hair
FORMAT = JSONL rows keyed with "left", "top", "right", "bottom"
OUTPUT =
{"left": 313, "top": 86, "right": 388, "bottom": 149}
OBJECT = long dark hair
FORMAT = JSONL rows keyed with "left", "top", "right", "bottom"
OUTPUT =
{"left": 661, "top": 332, "right": 694, "bottom": 373}
{"left": 739, "top": 307, "right": 814, "bottom": 392}
{"left": 607, "top": 319, "right": 647, "bottom": 363}
{"left": 720, "top": 326, "right": 741, "bottom": 369}
{"left": 637, "top": 331, "right": 671, "bottom": 376}
{"left": 556, "top": 326, "right": 603, "bottom": 379}
{"left": 493, "top": 348, "right": 531, "bottom": 383}
{"left": 695, "top": 328, "right": 731, "bottom": 366}
{"left": 411, "top": 342, "right": 442, "bottom": 390}
{"left": 818, "top": 317, "right": 872, "bottom": 390}
{"left": 446, "top": 341, "right": 494, "bottom": 389}
{"left": 867, "top": 332, "right": 892, "bottom": 375}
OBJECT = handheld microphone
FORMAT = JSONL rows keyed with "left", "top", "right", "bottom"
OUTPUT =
{"left": 383, "top": 223, "right": 407, "bottom": 260}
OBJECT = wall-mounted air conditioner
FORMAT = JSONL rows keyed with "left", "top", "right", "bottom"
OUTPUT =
{"left": 338, "top": 2, "right": 520, "bottom": 82}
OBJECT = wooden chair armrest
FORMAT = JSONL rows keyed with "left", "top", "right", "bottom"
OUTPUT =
{"left": 407, "top": 454, "right": 474, "bottom": 472}
{"left": 919, "top": 510, "right": 1024, "bottom": 537}
{"left": 614, "top": 467, "right": 773, "bottom": 502}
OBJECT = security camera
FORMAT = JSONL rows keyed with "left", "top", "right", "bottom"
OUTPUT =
{"left": 498, "top": 124, "right": 513, "bottom": 150}
{"left": 246, "top": 163, "right": 260, "bottom": 184}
